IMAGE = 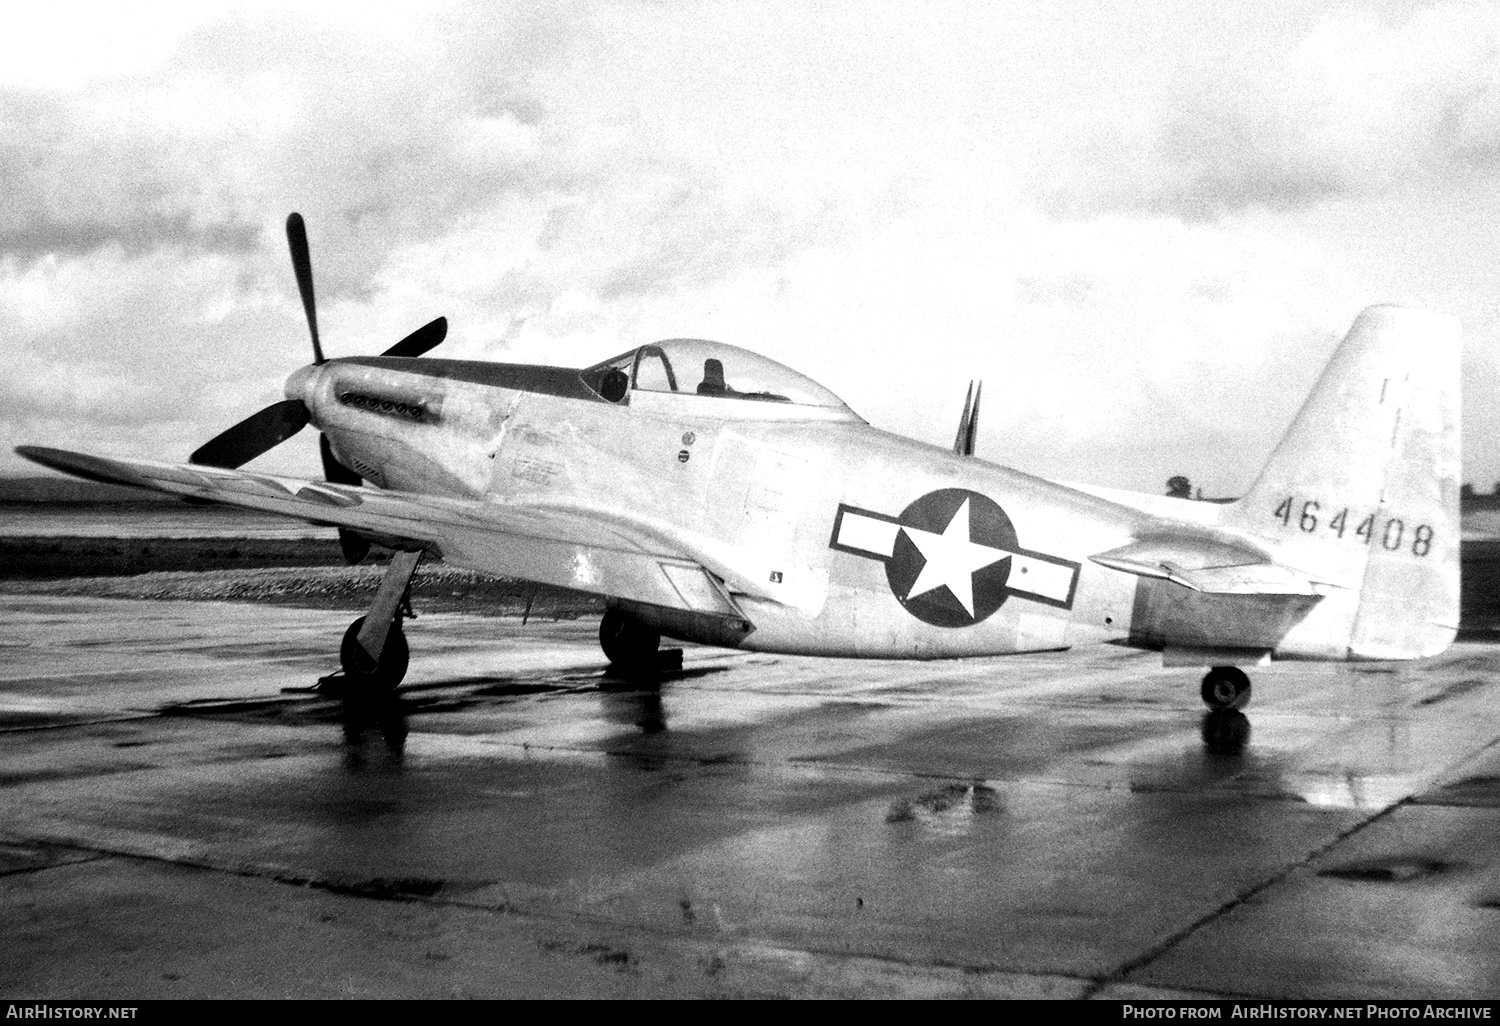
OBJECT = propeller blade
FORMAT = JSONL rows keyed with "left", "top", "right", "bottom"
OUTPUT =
{"left": 381, "top": 316, "right": 448, "bottom": 359}
{"left": 319, "top": 435, "right": 369, "bottom": 564}
{"left": 319, "top": 433, "right": 362, "bottom": 486}
{"left": 190, "top": 399, "right": 310, "bottom": 469}
{"left": 286, "top": 213, "right": 325, "bottom": 365}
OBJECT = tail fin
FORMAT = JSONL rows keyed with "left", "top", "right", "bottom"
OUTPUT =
{"left": 953, "top": 380, "right": 982, "bottom": 456}
{"left": 1221, "top": 305, "right": 1460, "bottom": 658}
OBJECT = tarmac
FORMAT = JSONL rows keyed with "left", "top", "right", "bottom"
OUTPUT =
{"left": 4, "top": 593, "right": 1500, "bottom": 999}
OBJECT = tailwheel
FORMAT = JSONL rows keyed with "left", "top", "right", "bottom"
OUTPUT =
{"left": 340, "top": 615, "right": 409, "bottom": 691}
{"left": 1201, "top": 666, "right": 1251, "bottom": 711}
{"left": 599, "top": 607, "right": 660, "bottom": 669}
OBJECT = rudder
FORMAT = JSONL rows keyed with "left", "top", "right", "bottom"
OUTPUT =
{"left": 1220, "top": 305, "right": 1461, "bottom": 658}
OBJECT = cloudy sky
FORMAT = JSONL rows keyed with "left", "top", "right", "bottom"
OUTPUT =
{"left": 3, "top": 0, "right": 1498, "bottom": 495}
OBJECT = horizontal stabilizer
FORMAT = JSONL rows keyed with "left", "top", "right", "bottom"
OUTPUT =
{"left": 1089, "top": 537, "right": 1326, "bottom": 596}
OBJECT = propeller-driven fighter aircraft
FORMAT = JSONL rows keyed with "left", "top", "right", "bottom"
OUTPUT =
{"left": 18, "top": 215, "right": 1461, "bottom": 719}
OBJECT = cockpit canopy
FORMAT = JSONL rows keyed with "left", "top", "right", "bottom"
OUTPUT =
{"left": 581, "top": 338, "right": 854, "bottom": 414}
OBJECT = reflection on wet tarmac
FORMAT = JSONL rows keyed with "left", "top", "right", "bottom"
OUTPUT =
{"left": 339, "top": 692, "right": 408, "bottom": 759}
{"left": 1287, "top": 772, "right": 1423, "bottom": 810}
{"left": 1202, "top": 710, "right": 1251, "bottom": 755}
{"left": 599, "top": 687, "right": 667, "bottom": 735}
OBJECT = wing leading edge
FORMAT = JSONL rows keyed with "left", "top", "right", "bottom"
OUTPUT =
{"left": 15, "top": 446, "right": 758, "bottom": 627}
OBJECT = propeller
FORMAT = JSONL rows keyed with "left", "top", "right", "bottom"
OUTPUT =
{"left": 188, "top": 212, "right": 447, "bottom": 562}
{"left": 186, "top": 315, "right": 447, "bottom": 471}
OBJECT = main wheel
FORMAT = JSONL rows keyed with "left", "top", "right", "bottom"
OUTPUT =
{"left": 340, "top": 616, "right": 409, "bottom": 691}
{"left": 599, "top": 608, "right": 660, "bottom": 668}
{"left": 1201, "top": 666, "right": 1251, "bottom": 710}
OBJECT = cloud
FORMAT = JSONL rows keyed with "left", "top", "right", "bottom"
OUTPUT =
{"left": 3, "top": 1, "right": 1493, "bottom": 497}
{"left": 0, "top": 3, "right": 861, "bottom": 473}
{"left": 0, "top": 87, "right": 262, "bottom": 259}
{"left": 1047, "top": 0, "right": 1500, "bottom": 220}
{"left": 0, "top": 4, "right": 570, "bottom": 268}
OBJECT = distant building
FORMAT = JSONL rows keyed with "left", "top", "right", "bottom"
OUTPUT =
{"left": 1165, "top": 475, "right": 1234, "bottom": 504}
{"left": 1462, "top": 482, "right": 1500, "bottom": 512}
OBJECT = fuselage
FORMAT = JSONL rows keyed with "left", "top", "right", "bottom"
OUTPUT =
{"left": 281, "top": 341, "right": 1377, "bottom": 661}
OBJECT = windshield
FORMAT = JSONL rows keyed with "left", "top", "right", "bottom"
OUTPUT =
{"left": 579, "top": 351, "right": 634, "bottom": 403}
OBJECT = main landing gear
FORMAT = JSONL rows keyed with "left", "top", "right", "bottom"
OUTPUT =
{"left": 598, "top": 606, "right": 682, "bottom": 676}
{"left": 324, "top": 548, "right": 424, "bottom": 693}
{"left": 599, "top": 607, "right": 660, "bottom": 669}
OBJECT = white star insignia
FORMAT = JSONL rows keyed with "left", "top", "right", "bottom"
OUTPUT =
{"left": 900, "top": 498, "right": 1011, "bottom": 616}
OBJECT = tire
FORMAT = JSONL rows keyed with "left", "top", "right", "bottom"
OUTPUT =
{"left": 339, "top": 616, "right": 409, "bottom": 691}
{"left": 599, "top": 608, "right": 660, "bottom": 667}
{"left": 1200, "top": 666, "right": 1251, "bottom": 711}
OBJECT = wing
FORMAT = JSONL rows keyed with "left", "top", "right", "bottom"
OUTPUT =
{"left": 16, "top": 446, "right": 778, "bottom": 623}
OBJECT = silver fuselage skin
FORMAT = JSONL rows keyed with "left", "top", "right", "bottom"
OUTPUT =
{"left": 286, "top": 349, "right": 1448, "bottom": 662}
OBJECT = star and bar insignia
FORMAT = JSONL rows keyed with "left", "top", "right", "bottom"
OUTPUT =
{"left": 829, "top": 488, "right": 1080, "bottom": 628}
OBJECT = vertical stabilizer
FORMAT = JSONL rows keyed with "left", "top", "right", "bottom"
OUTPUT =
{"left": 1220, "top": 305, "right": 1460, "bottom": 658}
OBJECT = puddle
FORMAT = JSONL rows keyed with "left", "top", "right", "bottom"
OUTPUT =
{"left": 1318, "top": 857, "right": 1461, "bottom": 883}
{"left": 886, "top": 781, "right": 1002, "bottom": 835}
{"left": 273, "top": 872, "right": 449, "bottom": 900}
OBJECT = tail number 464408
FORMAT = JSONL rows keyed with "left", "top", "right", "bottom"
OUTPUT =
{"left": 1272, "top": 497, "right": 1433, "bottom": 557}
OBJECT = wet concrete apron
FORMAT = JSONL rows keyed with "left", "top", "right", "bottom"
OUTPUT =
{"left": 3, "top": 595, "right": 1500, "bottom": 998}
